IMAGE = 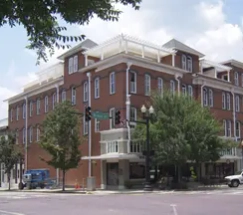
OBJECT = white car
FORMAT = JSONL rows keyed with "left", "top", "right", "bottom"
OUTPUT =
{"left": 225, "top": 171, "right": 243, "bottom": 188}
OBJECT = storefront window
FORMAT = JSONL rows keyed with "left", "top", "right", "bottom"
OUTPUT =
{"left": 129, "top": 163, "right": 145, "bottom": 179}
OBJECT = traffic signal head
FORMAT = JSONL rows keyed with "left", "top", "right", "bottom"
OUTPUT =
{"left": 85, "top": 106, "right": 92, "bottom": 121}
{"left": 115, "top": 110, "right": 121, "bottom": 125}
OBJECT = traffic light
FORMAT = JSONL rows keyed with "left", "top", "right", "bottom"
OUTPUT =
{"left": 115, "top": 110, "right": 121, "bottom": 125}
{"left": 85, "top": 106, "right": 92, "bottom": 121}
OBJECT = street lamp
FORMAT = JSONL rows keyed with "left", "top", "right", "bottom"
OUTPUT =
{"left": 140, "top": 105, "right": 154, "bottom": 191}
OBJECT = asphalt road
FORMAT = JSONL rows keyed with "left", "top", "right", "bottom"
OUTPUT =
{"left": 0, "top": 189, "right": 242, "bottom": 215}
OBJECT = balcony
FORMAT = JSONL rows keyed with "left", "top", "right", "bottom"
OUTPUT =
{"left": 220, "top": 147, "right": 241, "bottom": 159}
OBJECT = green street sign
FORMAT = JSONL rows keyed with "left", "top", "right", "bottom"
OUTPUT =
{"left": 92, "top": 111, "right": 109, "bottom": 120}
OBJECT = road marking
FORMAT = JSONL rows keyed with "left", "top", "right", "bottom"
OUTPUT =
{"left": 170, "top": 204, "right": 178, "bottom": 215}
{"left": 0, "top": 210, "right": 25, "bottom": 215}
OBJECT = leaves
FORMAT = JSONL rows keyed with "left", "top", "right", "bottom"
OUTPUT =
{"left": 0, "top": 0, "right": 142, "bottom": 64}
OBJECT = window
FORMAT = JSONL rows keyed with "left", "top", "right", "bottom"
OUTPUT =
{"left": 107, "top": 141, "right": 119, "bottom": 153}
{"left": 95, "top": 119, "right": 100, "bottom": 132}
{"left": 71, "top": 87, "right": 76, "bottom": 105}
{"left": 109, "top": 108, "right": 116, "bottom": 129}
{"left": 83, "top": 82, "right": 88, "bottom": 102}
{"left": 36, "top": 127, "right": 40, "bottom": 142}
{"left": 182, "top": 55, "right": 187, "bottom": 70}
{"left": 235, "top": 95, "right": 240, "bottom": 112}
{"left": 187, "top": 56, "right": 192, "bottom": 72}
{"left": 234, "top": 72, "right": 239, "bottom": 86}
{"left": 94, "top": 77, "right": 100, "bottom": 99}
{"left": 130, "top": 71, "right": 137, "bottom": 93}
{"left": 52, "top": 93, "right": 57, "bottom": 109}
{"left": 208, "top": 89, "right": 213, "bottom": 107}
{"left": 203, "top": 88, "right": 208, "bottom": 106}
{"left": 29, "top": 127, "right": 33, "bottom": 143}
{"left": 222, "top": 75, "right": 228, "bottom": 81}
{"left": 130, "top": 107, "right": 137, "bottom": 128}
{"left": 29, "top": 101, "right": 33, "bottom": 117}
{"left": 44, "top": 96, "right": 49, "bottom": 113}
{"left": 188, "top": 85, "right": 193, "bottom": 97}
{"left": 36, "top": 99, "right": 40, "bottom": 115}
{"left": 16, "top": 106, "right": 19, "bottom": 121}
{"left": 15, "top": 129, "right": 19, "bottom": 144}
{"left": 61, "top": 90, "right": 66, "bottom": 102}
{"left": 129, "top": 163, "right": 145, "bottom": 179}
{"left": 170, "top": 80, "right": 176, "bottom": 94}
{"left": 68, "top": 57, "right": 74, "bottom": 74}
{"left": 222, "top": 92, "right": 226, "bottom": 109}
{"left": 23, "top": 128, "right": 26, "bottom": 144}
{"left": 145, "top": 74, "right": 151, "bottom": 96}
{"left": 158, "top": 78, "right": 163, "bottom": 95}
{"left": 22, "top": 103, "right": 26, "bottom": 119}
{"left": 236, "top": 121, "right": 241, "bottom": 138}
{"left": 83, "top": 115, "right": 88, "bottom": 135}
{"left": 224, "top": 120, "right": 231, "bottom": 137}
{"left": 10, "top": 108, "right": 13, "bottom": 122}
{"left": 182, "top": 84, "right": 187, "bottom": 95}
{"left": 73, "top": 55, "right": 78, "bottom": 72}
{"left": 226, "top": 93, "right": 231, "bottom": 110}
{"left": 109, "top": 72, "right": 116, "bottom": 94}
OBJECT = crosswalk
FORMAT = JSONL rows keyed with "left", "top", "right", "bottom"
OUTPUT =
{"left": 0, "top": 192, "right": 49, "bottom": 200}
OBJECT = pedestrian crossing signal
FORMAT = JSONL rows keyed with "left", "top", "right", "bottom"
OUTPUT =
{"left": 115, "top": 110, "right": 121, "bottom": 125}
{"left": 85, "top": 106, "right": 92, "bottom": 121}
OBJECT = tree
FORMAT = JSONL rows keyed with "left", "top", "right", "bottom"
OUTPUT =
{"left": 39, "top": 101, "right": 83, "bottom": 191}
{"left": 0, "top": 133, "right": 22, "bottom": 190}
{"left": 0, "top": 0, "right": 141, "bottom": 64}
{"left": 132, "top": 91, "right": 229, "bottom": 182}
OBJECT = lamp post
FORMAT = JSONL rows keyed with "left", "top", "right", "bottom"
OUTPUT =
{"left": 140, "top": 105, "right": 154, "bottom": 191}
{"left": 241, "top": 140, "right": 243, "bottom": 170}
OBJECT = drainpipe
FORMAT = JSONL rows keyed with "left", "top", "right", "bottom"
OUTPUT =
{"left": 126, "top": 62, "right": 132, "bottom": 153}
{"left": 24, "top": 96, "right": 28, "bottom": 171}
{"left": 175, "top": 74, "right": 181, "bottom": 94}
{"left": 230, "top": 88, "right": 236, "bottom": 141}
{"left": 86, "top": 72, "right": 92, "bottom": 177}
{"left": 55, "top": 84, "right": 59, "bottom": 185}
{"left": 201, "top": 82, "right": 206, "bottom": 107}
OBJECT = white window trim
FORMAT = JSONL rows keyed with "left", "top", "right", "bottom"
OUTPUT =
{"left": 145, "top": 74, "right": 151, "bottom": 96}
{"left": 22, "top": 103, "right": 26, "bottom": 119}
{"left": 222, "top": 92, "right": 226, "bottom": 109}
{"left": 68, "top": 57, "right": 74, "bottom": 74}
{"left": 94, "top": 77, "right": 100, "bottom": 99}
{"left": 73, "top": 55, "right": 78, "bottom": 72}
{"left": 109, "top": 72, "right": 116, "bottom": 95}
{"left": 36, "top": 127, "right": 40, "bottom": 142}
{"left": 187, "top": 56, "right": 192, "bottom": 72}
{"left": 72, "top": 87, "right": 76, "bottom": 105}
{"left": 95, "top": 119, "right": 100, "bottom": 132}
{"left": 109, "top": 108, "right": 115, "bottom": 129}
{"left": 182, "top": 54, "right": 187, "bottom": 70}
{"left": 16, "top": 106, "right": 19, "bottom": 121}
{"left": 208, "top": 89, "right": 213, "bottom": 107}
{"left": 130, "top": 107, "right": 137, "bottom": 127}
{"left": 29, "top": 101, "right": 33, "bottom": 117}
{"left": 236, "top": 121, "right": 241, "bottom": 138}
{"left": 170, "top": 80, "right": 176, "bottom": 94}
{"left": 226, "top": 93, "right": 231, "bottom": 110}
{"left": 158, "top": 77, "right": 163, "bottom": 95}
{"left": 235, "top": 95, "right": 240, "bottom": 112}
{"left": 44, "top": 96, "right": 49, "bottom": 113}
{"left": 227, "top": 120, "right": 231, "bottom": 137}
{"left": 188, "top": 85, "right": 193, "bottom": 97}
{"left": 62, "top": 90, "right": 66, "bottom": 102}
{"left": 203, "top": 88, "right": 208, "bottom": 106}
{"left": 235, "top": 72, "right": 239, "bottom": 86}
{"left": 83, "top": 82, "right": 88, "bottom": 102}
{"left": 36, "top": 99, "right": 40, "bottom": 115}
{"left": 52, "top": 93, "right": 57, "bottom": 110}
{"left": 182, "top": 84, "right": 187, "bottom": 95}
{"left": 130, "top": 71, "right": 137, "bottom": 94}
{"left": 29, "top": 127, "right": 33, "bottom": 143}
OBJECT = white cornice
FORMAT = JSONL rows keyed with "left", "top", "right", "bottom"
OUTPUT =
{"left": 221, "top": 59, "right": 243, "bottom": 70}
{"left": 5, "top": 78, "right": 64, "bottom": 105}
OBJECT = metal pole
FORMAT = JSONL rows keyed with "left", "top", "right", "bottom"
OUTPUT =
{"left": 241, "top": 147, "right": 243, "bottom": 171}
{"left": 144, "top": 115, "right": 152, "bottom": 191}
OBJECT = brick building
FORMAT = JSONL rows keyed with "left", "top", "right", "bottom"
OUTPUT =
{"left": 5, "top": 34, "right": 243, "bottom": 189}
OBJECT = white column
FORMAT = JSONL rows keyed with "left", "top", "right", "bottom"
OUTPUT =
{"left": 157, "top": 50, "right": 160, "bottom": 63}
{"left": 84, "top": 55, "right": 88, "bottom": 67}
{"left": 227, "top": 70, "right": 231, "bottom": 82}
{"left": 141, "top": 46, "right": 145, "bottom": 58}
{"left": 214, "top": 68, "right": 217, "bottom": 78}
{"left": 172, "top": 53, "right": 175, "bottom": 67}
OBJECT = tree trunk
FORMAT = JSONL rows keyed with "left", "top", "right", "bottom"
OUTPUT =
{"left": 62, "top": 170, "right": 65, "bottom": 191}
{"left": 7, "top": 173, "right": 11, "bottom": 191}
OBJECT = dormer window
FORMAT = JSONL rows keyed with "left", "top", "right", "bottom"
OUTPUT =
{"left": 68, "top": 55, "right": 78, "bottom": 74}
{"left": 181, "top": 54, "right": 192, "bottom": 72}
{"left": 234, "top": 72, "right": 239, "bottom": 86}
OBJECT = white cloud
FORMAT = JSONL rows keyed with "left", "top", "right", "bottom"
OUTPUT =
{"left": 2, "top": 0, "right": 243, "bottom": 120}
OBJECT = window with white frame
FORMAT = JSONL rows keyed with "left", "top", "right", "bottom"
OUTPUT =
{"left": 10, "top": 108, "right": 13, "bottom": 122}
{"left": 29, "top": 127, "right": 33, "bottom": 143}
{"left": 29, "top": 101, "right": 33, "bottom": 117}
{"left": 234, "top": 72, "right": 239, "bottom": 86}
{"left": 203, "top": 88, "right": 208, "bottom": 106}
{"left": 95, "top": 119, "right": 100, "bottom": 132}
{"left": 236, "top": 121, "right": 241, "bottom": 138}
{"left": 107, "top": 141, "right": 119, "bottom": 153}
{"left": 170, "top": 80, "right": 176, "bottom": 94}
{"left": 36, "top": 99, "right": 40, "bottom": 115}
{"left": 235, "top": 95, "right": 240, "bottom": 112}
{"left": 52, "top": 93, "right": 57, "bottom": 109}
{"left": 71, "top": 87, "right": 76, "bottom": 105}
{"left": 187, "top": 56, "right": 192, "bottom": 72}
{"left": 208, "top": 89, "right": 213, "bottom": 107}
{"left": 15, "top": 129, "right": 19, "bottom": 144}
{"left": 158, "top": 78, "right": 163, "bottom": 95}
{"left": 145, "top": 74, "right": 151, "bottom": 96}
{"left": 188, "top": 85, "right": 193, "bottom": 97}
{"left": 61, "top": 90, "right": 66, "bottom": 102}
{"left": 182, "top": 55, "right": 187, "bottom": 70}
{"left": 109, "top": 72, "right": 116, "bottom": 94}
{"left": 23, "top": 128, "right": 26, "bottom": 144}
{"left": 226, "top": 120, "right": 231, "bottom": 137}
{"left": 109, "top": 108, "right": 116, "bottom": 129}
{"left": 68, "top": 57, "right": 74, "bottom": 74}
{"left": 226, "top": 93, "right": 231, "bottom": 110}
{"left": 83, "top": 82, "right": 88, "bottom": 102}
{"left": 22, "top": 103, "right": 26, "bottom": 119}
{"left": 73, "top": 55, "right": 78, "bottom": 72}
{"left": 241, "top": 74, "right": 243, "bottom": 87}
{"left": 182, "top": 84, "right": 186, "bottom": 95}
{"left": 130, "top": 107, "right": 137, "bottom": 128}
{"left": 44, "top": 96, "right": 49, "bottom": 113}
{"left": 36, "top": 127, "right": 40, "bottom": 142}
{"left": 83, "top": 116, "right": 88, "bottom": 135}
{"left": 222, "top": 92, "right": 226, "bottom": 109}
{"left": 16, "top": 106, "right": 19, "bottom": 121}
{"left": 94, "top": 77, "right": 100, "bottom": 99}
{"left": 130, "top": 71, "right": 137, "bottom": 93}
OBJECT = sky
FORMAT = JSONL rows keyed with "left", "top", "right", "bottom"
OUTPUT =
{"left": 0, "top": 0, "right": 243, "bottom": 120}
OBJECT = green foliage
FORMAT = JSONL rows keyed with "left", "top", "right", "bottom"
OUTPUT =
{"left": 132, "top": 90, "right": 228, "bottom": 167}
{"left": 0, "top": 0, "right": 141, "bottom": 64}
{"left": 39, "top": 101, "right": 83, "bottom": 190}
{"left": 0, "top": 133, "right": 22, "bottom": 190}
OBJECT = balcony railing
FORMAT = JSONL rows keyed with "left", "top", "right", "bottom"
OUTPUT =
{"left": 220, "top": 148, "right": 237, "bottom": 157}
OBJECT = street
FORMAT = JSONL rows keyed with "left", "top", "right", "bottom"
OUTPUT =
{"left": 0, "top": 188, "right": 243, "bottom": 215}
